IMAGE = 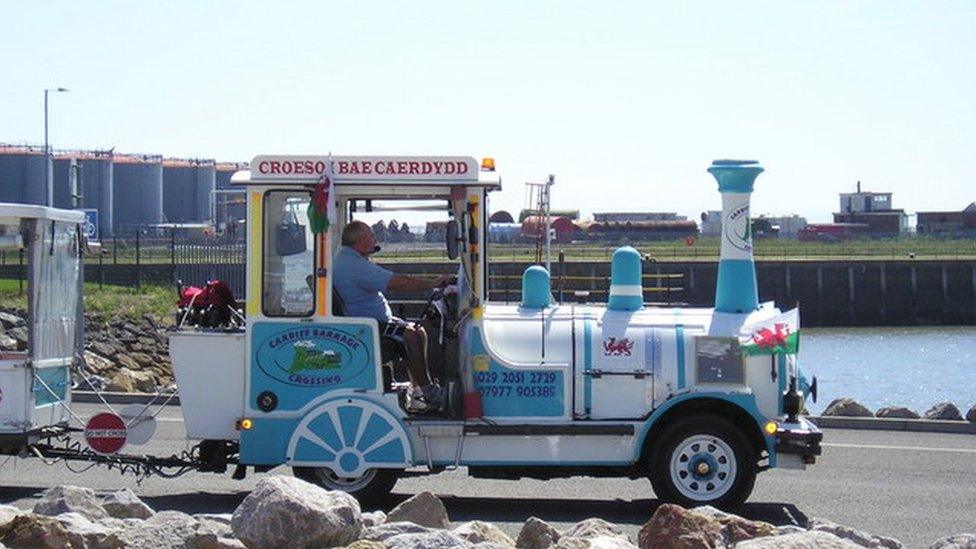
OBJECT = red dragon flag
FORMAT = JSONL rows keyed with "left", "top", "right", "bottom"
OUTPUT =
{"left": 307, "top": 158, "right": 336, "bottom": 234}
{"left": 738, "top": 308, "right": 800, "bottom": 356}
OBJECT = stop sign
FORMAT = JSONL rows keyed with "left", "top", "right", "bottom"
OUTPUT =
{"left": 85, "top": 413, "right": 127, "bottom": 455}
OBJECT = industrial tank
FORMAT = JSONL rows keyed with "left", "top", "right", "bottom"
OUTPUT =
{"left": 52, "top": 151, "right": 114, "bottom": 237}
{"left": 0, "top": 145, "right": 49, "bottom": 205}
{"left": 113, "top": 155, "right": 163, "bottom": 230}
{"left": 162, "top": 159, "right": 215, "bottom": 224}
{"left": 215, "top": 162, "right": 246, "bottom": 226}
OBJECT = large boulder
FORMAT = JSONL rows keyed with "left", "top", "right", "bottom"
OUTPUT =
{"left": 923, "top": 402, "right": 964, "bottom": 421}
{"left": 0, "top": 311, "right": 26, "bottom": 329}
{"left": 737, "top": 530, "right": 861, "bottom": 548}
{"left": 53, "top": 511, "right": 126, "bottom": 549}
{"left": 823, "top": 398, "right": 873, "bottom": 417}
{"left": 968, "top": 405, "right": 976, "bottom": 423}
{"left": 344, "top": 542, "right": 388, "bottom": 549}
{"left": 929, "top": 534, "right": 976, "bottom": 548}
{"left": 193, "top": 514, "right": 233, "bottom": 539}
{"left": 875, "top": 406, "right": 920, "bottom": 419}
{"left": 230, "top": 475, "right": 361, "bottom": 548}
{"left": 118, "top": 510, "right": 222, "bottom": 549}
{"left": 89, "top": 341, "right": 120, "bottom": 359}
{"left": 0, "top": 332, "right": 17, "bottom": 350}
{"left": 8, "top": 327, "right": 28, "bottom": 351}
{"left": 0, "top": 513, "right": 76, "bottom": 548}
{"left": 385, "top": 492, "right": 450, "bottom": 529}
{"left": 516, "top": 516, "right": 562, "bottom": 549}
{"left": 690, "top": 506, "right": 776, "bottom": 544}
{"left": 0, "top": 504, "right": 27, "bottom": 529}
{"left": 556, "top": 535, "right": 636, "bottom": 548}
{"left": 638, "top": 504, "right": 724, "bottom": 548}
{"left": 102, "top": 488, "right": 155, "bottom": 520}
{"left": 33, "top": 485, "right": 109, "bottom": 521}
{"left": 452, "top": 520, "right": 515, "bottom": 546}
{"left": 106, "top": 368, "right": 139, "bottom": 393}
{"left": 807, "top": 518, "right": 902, "bottom": 548}
{"left": 361, "top": 510, "right": 387, "bottom": 528}
{"left": 383, "top": 529, "right": 470, "bottom": 548}
{"left": 563, "top": 518, "right": 628, "bottom": 543}
{"left": 361, "top": 522, "right": 433, "bottom": 542}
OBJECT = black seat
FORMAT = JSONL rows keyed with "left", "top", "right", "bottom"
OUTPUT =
{"left": 331, "top": 288, "right": 408, "bottom": 369}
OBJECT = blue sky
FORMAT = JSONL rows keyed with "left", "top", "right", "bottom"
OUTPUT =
{"left": 2, "top": 1, "right": 974, "bottom": 223}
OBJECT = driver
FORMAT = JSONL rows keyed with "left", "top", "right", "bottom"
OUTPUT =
{"left": 332, "top": 221, "right": 451, "bottom": 409}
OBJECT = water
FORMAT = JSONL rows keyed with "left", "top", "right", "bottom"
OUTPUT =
{"left": 801, "top": 327, "right": 976, "bottom": 415}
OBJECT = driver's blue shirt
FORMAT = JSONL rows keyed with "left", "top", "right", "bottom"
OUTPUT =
{"left": 332, "top": 246, "right": 394, "bottom": 323}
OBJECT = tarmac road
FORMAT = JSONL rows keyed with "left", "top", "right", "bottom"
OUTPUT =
{"left": 0, "top": 404, "right": 973, "bottom": 547}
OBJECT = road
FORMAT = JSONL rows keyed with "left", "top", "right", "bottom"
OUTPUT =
{"left": 0, "top": 404, "right": 973, "bottom": 547}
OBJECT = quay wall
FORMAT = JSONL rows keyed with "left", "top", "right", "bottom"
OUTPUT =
{"left": 1, "top": 259, "right": 973, "bottom": 327}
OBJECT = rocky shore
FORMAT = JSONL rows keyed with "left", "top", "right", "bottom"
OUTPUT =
{"left": 0, "top": 475, "right": 972, "bottom": 548}
{"left": 821, "top": 397, "right": 976, "bottom": 423}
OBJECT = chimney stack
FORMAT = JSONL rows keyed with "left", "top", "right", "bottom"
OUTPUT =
{"left": 708, "top": 159, "right": 764, "bottom": 313}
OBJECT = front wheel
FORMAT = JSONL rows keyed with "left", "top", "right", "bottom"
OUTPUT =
{"left": 648, "top": 415, "right": 757, "bottom": 509}
{"left": 293, "top": 467, "right": 399, "bottom": 504}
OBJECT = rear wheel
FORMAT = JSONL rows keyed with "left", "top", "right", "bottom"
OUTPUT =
{"left": 293, "top": 467, "right": 399, "bottom": 504}
{"left": 648, "top": 415, "right": 757, "bottom": 509}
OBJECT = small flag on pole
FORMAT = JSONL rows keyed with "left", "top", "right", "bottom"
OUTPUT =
{"left": 308, "top": 158, "right": 335, "bottom": 234}
{"left": 739, "top": 308, "right": 800, "bottom": 356}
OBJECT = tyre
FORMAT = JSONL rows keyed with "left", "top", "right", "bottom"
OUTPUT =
{"left": 648, "top": 415, "right": 757, "bottom": 509}
{"left": 293, "top": 467, "right": 399, "bottom": 503}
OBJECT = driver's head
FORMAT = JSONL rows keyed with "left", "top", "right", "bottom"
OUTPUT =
{"left": 342, "top": 221, "right": 377, "bottom": 255}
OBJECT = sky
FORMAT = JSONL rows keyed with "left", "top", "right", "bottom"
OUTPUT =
{"left": 2, "top": 1, "right": 974, "bottom": 224}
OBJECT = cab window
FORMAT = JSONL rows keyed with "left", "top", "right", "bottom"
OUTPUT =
{"left": 262, "top": 190, "right": 315, "bottom": 317}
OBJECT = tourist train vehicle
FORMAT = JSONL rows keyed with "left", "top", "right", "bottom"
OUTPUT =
{"left": 0, "top": 156, "right": 821, "bottom": 509}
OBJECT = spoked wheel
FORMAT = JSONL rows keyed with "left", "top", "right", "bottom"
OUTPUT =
{"left": 649, "top": 415, "right": 757, "bottom": 509}
{"left": 293, "top": 466, "right": 399, "bottom": 503}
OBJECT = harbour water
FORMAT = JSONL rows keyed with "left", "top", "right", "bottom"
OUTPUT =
{"left": 801, "top": 327, "right": 976, "bottom": 415}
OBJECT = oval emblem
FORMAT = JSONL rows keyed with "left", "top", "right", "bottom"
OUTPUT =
{"left": 255, "top": 325, "right": 373, "bottom": 388}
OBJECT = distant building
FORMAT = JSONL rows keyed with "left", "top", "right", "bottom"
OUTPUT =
{"left": 798, "top": 223, "right": 869, "bottom": 242}
{"left": 763, "top": 215, "right": 808, "bottom": 239}
{"left": 917, "top": 203, "right": 976, "bottom": 236}
{"left": 518, "top": 209, "right": 579, "bottom": 222}
{"left": 833, "top": 182, "right": 907, "bottom": 236}
{"left": 488, "top": 210, "right": 515, "bottom": 224}
{"left": 592, "top": 212, "right": 688, "bottom": 223}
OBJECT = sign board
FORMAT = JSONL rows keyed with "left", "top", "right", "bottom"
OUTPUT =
{"left": 85, "top": 412, "right": 127, "bottom": 454}
{"left": 82, "top": 209, "right": 99, "bottom": 242}
{"left": 250, "top": 155, "right": 479, "bottom": 183}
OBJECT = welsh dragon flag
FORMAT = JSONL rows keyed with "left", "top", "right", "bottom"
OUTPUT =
{"left": 739, "top": 308, "right": 800, "bottom": 356}
{"left": 307, "top": 160, "right": 335, "bottom": 234}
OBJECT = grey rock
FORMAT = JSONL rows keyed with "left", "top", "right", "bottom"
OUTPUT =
{"left": 344, "top": 541, "right": 388, "bottom": 549}
{"left": 875, "top": 406, "right": 920, "bottom": 419}
{"left": 775, "top": 525, "right": 808, "bottom": 536}
{"left": 384, "top": 529, "right": 469, "bottom": 549}
{"left": 33, "top": 485, "right": 109, "bottom": 521}
{"left": 0, "top": 504, "right": 26, "bottom": 529}
{"left": 118, "top": 510, "right": 222, "bottom": 549}
{"left": 516, "top": 516, "right": 561, "bottom": 549}
{"left": 0, "top": 333, "right": 16, "bottom": 350}
{"left": 102, "top": 487, "right": 155, "bottom": 520}
{"left": 385, "top": 492, "right": 450, "bottom": 529}
{"left": 0, "top": 311, "right": 25, "bottom": 329}
{"left": 84, "top": 350, "right": 116, "bottom": 374}
{"left": 230, "top": 475, "right": 361, "bottom": 548}
{"left": 929, "top": 534, "right": 976, "bottom": 548}
{"left": 115, "top": 354, "right": 142, "bottom": 372}
{"left": 453, "top": 520, "right": 515, "bottom": 546}
{"left": 361, "top": 510, "right": 387, "bottom": 528}
{"left": 106, "top": 368, "right": 139, "bottom": 393}
{"left": 823, "top": 398, "right": 874, "bottom": 417}
{"left": 968, "top": 405, "right": 976, "bottom": 423}
{"left": 472, "top": 543, "right": 515, "bottom": 549}
{"left": 737, "top": 530, "right": 861, "bottom": 548}
{"left": 807, "top": 518, "right": 902, "bottom": 548}
{"left": 53, "top": 512, "right": 126, "bottom": 549}
{"left": 923, "top": 402, "right": 965, "bottom": 421}
{"left": 89, "top": 340, "right": 119, "bottom": 358}
{"left": 8, "top": 327, "right": 28, "bottom": 351}
{"left": 563, "top": 518, "right": 628, "bottom": 543}
{"left": 0, "top": 513, "right": 76, "bottom": 548}
{"left": 362, "top": 522, "right": 433, "bottom": 542}
{"left": 557, "top": 536, "right": 636, "bottom": 548}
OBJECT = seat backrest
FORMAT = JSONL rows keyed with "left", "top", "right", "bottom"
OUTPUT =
{"left": 332, "top": 287, "right": 348, "bottom": 317}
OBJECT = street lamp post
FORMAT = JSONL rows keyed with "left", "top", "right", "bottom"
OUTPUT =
{"left": 44, "top": 87, "right": 69, "bottom": 207}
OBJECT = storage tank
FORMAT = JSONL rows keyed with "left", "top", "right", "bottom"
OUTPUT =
{"left": 163, "top": 159, "right": 215, "bottom": 224}
{"left": 52, "top": 151, "right": 115, "bottom": 237}
{"left": 215, "top": 162, "right": 246, "bottom": 226}
{"left": 0, "top": 145, "right": 49, "bottom": 205}
{"left": 113, "top": 154, "right": 163, "bottom": 230}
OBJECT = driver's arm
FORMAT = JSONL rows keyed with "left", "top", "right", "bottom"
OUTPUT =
{"left": 386, "top": 273, "right": 450, "bottom": 293}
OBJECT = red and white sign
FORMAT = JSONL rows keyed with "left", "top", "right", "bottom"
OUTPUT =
{"left": 85, "top": 412, "right": 127, "bottom": 455}
{"left": 250, "top": 155, "right": 479, "bottom": 182}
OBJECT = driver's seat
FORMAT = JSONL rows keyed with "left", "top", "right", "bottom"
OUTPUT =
{"left": 331, "top": 288, "right": 408, "bottom": 384}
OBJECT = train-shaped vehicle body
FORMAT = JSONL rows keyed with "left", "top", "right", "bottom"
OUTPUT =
{"left": 169, "top": 155, "right": 820, "bottom": 507}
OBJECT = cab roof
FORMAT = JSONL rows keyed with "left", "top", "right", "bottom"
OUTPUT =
{"left": 231, "top": 155, "right": 501, "bottom": 190}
